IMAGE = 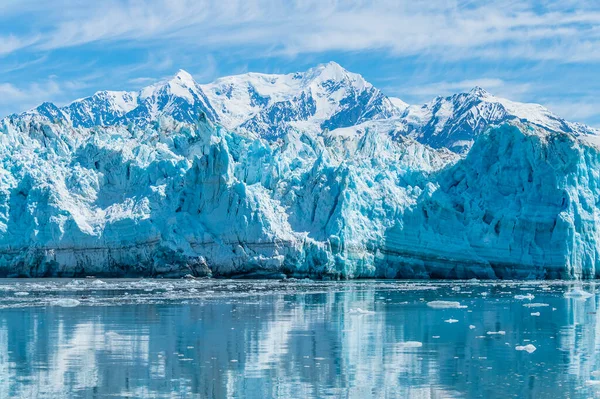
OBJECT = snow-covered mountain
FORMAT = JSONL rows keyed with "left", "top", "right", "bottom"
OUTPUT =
{"left": 16, "top": 62, "right": 401, "bottom": 139}
{"left": 18, "top": 70, "right": 218, "bottom": 128}
{"left": 399, "top": 87, "right": 599, "bottom": 153}
{"left": 14, "top": 63, "right": 597, "bottom": 154}
{"left": 202, "top": 62, "right": 401, "bottom": 138}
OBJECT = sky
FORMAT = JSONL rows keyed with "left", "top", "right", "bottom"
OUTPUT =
{"left": 0, "top": 0, "right": 599, "bottom": 126}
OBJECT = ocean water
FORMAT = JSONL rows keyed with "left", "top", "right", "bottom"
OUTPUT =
{"left": 0, "top": 279, "right": 599, "bottom": 398}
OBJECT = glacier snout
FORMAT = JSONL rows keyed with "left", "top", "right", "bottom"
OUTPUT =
{"left": 0, "top": 117, "right": 599, "bottom": 279}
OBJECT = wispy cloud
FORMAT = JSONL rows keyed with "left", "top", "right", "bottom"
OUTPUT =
{"left": 0, "top": 0, "right": 598, "bottom": 125}
{"left": 2, "top": 1, "right": 600, "bottom": 62}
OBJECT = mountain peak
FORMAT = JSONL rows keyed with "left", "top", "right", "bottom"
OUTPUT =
{"left": 172, "top": 69, "right": 196, "bottom": 86}
{"left": 306, "top": 61, "right": 351, "bottom": 81}
{"left": 468, "top": 86, "right": 491, "bottom": 98}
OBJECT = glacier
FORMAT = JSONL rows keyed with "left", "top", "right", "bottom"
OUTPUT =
{"left": 2, "top": 62, "right": 600, "bottom": 279}
{"left": 2, "top": 114, "right": 600, "bottom": 279}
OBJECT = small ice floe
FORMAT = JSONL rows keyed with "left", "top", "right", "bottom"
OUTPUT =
{"left": 348, "top": 308, "right": 375, "bottom": 315}
{"left": 564, "top": 288, "right": 593, "bottom": 299}
{"left": 397, "top": 341, "right": 423, "bottom": 348}
{"left": 586, "top": 380, "right": 600, "bottom": 387}
{"left": 469, "top": 325, "right": 476, "bottom": 329}
{"left": 523, "top": 303, "right": 550, "bottom": 308}
{"left": 592, "top": 370, "right": 600, "bottom": 378}
{"left": 530, "top": 312, "right": 540, "bottom": 316}
{"left": 14, "top": 292, "right": 29, "bottom": 296}
{"left": 50, "top": 298, "right": 81, "bottom": 307}
{"left": 427, "top": 301, "right": 466, "bottom": 309}
{"left": 90, "top": 279, "right": 107, "bottom": 287}
{"left": 514, "top": 294, "right": 535, "bottom": 300}
{"left": 444, "top": 318, "right": 459, "bottom": 323}
{"left": 486, "top": 331, "right": 506, "bottom": 336}
{"left": 515, "top": 344, "right": 537, "bottom": 353}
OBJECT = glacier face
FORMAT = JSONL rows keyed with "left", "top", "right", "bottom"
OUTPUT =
{"left": 2, "top": 62, "right": 600, "bottom": 279}
{"left": 2, "top": 112, "right": 600, "bottom": 279}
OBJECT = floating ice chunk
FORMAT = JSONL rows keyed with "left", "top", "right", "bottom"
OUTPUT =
{"left": 564, "top": 288, "right": 593, "bottom": 299}
{"left": 397, "top": 341, "right": 423, "bottom": 348}
{"left": 515, "top": 344, "right": 536, "bottom": 353}
{"left": 591, "top": 370, "right": 600, "bottom": 377}
{"left": 444, "top": 318, "right": 459, "bottom": 323}
{"left": 14, "top": 292, "right": 29, "bottom": 296}
{"left": 530, "top": 312, "right": 540, "bottom": 316}
{"left": 90, "top": 279, "right": 107, "bottom": 287}
{"left": 348, "top": 308, "right": 375, "bottom": 315}
{"left": 469, "top": 325, "right": 476, "bottom": 329}
{"left": 523, "top": 303, "right": 550, "bottom": 308}
{"left": 427, "top": 301, "right": 466, "bottom": 309}
{"left": 50, "top": 299, "right": 81, "bottom": 307}
{"left": 514, "top": 294, "right": 535, "bottom": 300}
{"left": 487, "top": 331, "right": 506, "bottom": 335}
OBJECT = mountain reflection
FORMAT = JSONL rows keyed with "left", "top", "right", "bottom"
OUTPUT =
{"left": 0, "top": 282, "right": 599, "bottom": 398}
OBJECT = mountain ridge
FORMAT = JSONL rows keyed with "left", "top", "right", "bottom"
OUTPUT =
{"left": 9, "top": 62, "right": 597, "bottom": 153}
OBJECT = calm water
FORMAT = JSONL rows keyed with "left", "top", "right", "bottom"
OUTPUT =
{"left": 0, "top": 279, "right": 599, "bottom": 398}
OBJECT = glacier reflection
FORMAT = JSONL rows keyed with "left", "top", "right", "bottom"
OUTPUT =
{"left": 0, "top": 281, "right": 600, "bottom": 398}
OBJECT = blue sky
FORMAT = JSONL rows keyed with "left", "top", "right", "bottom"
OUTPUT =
{"left": 0, "top": 0, "right": 599, "bottom": 126}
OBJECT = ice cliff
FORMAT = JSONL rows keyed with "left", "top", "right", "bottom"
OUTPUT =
{"left": 2, "top": 112, "right": 600, "bottom": 279}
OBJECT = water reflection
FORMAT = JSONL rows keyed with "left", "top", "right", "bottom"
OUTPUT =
{"left": 0, "top": 281, "right": 599, "bottom": 398}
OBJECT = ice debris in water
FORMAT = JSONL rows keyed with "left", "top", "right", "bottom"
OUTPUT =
{"left": 397, "top": 341, "right": 423, "bottom": 348}
{"left": 523, "top": 303, "right": 550, "bottom": 308}
{"left": 50, "top": 299, "right": 81, "bottom": 307}
{"left": 530, "top": 312, "right": 540, "bottom": 316}
{"left": 515, "top": 344, "right": 537, "bottom": 353}
{"left": 348, "top": 308, "right": 375, "bottom": 315}
{"left": 514, "top": 294, "right": 535, "bottom": 300}
{"left": 444, "top": 318, "right": 459, "bottom": 323}
{"left": 14, "top": 292, "right": 29, "bottom": 296}
{"left": 487, "top": 331, "right": 506, "bottom": 336}
{"left": 469, "top": 325, "right": 476, "bottom": 329}
{"left": 564, "top": 288, "right": 593, "bottom": 299}
{"left": 427, "top": 301, "right": 466, "bottom": 309}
